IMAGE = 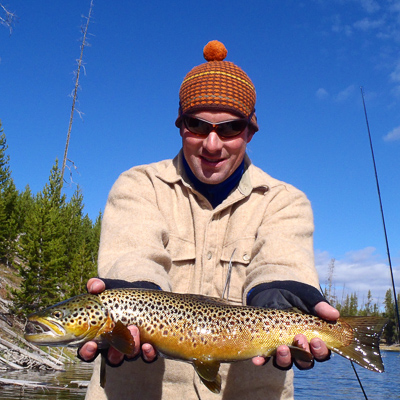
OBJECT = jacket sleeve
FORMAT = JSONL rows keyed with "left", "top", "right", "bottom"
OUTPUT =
{"left": 97, "top": 167, "right": 173, "bottom": 291}
{"left": 243, "top": 183, "right": 319, "bottom": 302}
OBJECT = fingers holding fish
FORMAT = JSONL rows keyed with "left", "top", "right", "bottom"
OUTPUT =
{"left": 79, "top": 341, "right": 99, "bottom": 362}
{"left": 87, "top": 277, "right": 106, "bottom": 294}
{"left": 291, "top": 334, "right": 314, "bottom": 370}
{"left": 107, "top": 345, "right": 125, "bottom": 365}
{"left": 142, "top": 343, "right": 157, "bottom": 362}
{"left": 275, "top": 345, "right": 293, "bottom": 370}
{"left": 251, "top": 356, "right": 268, "bottom": 366}
{"left": 314, "top": 301, "right": 340, "bottom": 321}
{"left": 310, "top": 338, "right": 331, "bottom": 362}
{"left": 125, "top": 326, "right": 157, "bottom": 362}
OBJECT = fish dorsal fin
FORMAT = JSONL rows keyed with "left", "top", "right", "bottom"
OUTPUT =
{"left": 193, "top": 360, "right": 222, "bottom": 394}
{"left": 287, "top": 345, "right": 314, "bottom": 362}
{"left": 285, "top": 307, "right": 306, "bottom": 314}
{"left": 190, "top": 294, "right": 231, "bottom": 306}
{"left": 101, "top": 320, "right": 135, "bottom": 355}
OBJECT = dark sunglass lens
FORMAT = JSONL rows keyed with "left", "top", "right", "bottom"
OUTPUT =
{"left": 217, "top": 120, "right": 247, "bottom": 137}
{"left": 184, "top": 117, "right": 209, "bottom": 135}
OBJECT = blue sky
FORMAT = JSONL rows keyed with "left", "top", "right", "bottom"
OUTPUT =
{"left": 1, "top": 0, "right": 399, "bottom": 306}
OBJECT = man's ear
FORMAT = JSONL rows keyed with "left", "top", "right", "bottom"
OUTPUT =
{"left": 246, "top": 129, "right": 255, "bottom": 144}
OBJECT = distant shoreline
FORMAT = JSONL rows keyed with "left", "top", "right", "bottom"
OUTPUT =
{"left": 381, "top": 344, "right": 400, "bottom": 352}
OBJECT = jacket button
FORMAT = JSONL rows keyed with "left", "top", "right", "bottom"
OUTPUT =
{"left": 243, "top": 253, "right": 250, "bottom": 261}
{"left": 207, "top": 251, "right": 212, "bottom": 260}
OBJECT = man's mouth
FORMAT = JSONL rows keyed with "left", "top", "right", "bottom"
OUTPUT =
{"left": 200, "top": 156, "right": 225, "bottom": 166}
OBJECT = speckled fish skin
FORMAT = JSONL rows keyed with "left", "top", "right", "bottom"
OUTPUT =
{"left": 25, "top": 288, "right": 387, "bottom": 393}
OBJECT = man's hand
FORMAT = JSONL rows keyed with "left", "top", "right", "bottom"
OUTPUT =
{"left": 78, "top": 278, "right": 157, "bottom": 364}
{"left": 252, "top": 302, "right": 340, "bottom": 369}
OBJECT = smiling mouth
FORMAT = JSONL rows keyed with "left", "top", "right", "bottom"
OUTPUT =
{"left": 200, "top": 156, "right": 225, "bottom": 165}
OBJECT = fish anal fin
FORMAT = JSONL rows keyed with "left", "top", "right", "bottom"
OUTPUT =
{"left": 199, "top": 374, "right": 222, "bottom": 394}
{"left": 193, "top": 360, "right": 221, "bottom": 394}
{"left": 101, "top": 320, "right": 135, "bottom": 355}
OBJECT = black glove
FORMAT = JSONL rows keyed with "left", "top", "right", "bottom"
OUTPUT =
{"left": 247, "top": 280, "right": 328, "bottom": 316}
{"left": 99, "top": 278, "right": 161, "bottom": 291}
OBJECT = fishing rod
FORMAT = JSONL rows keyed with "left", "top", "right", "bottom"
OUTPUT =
{"left": 360, "top": 87, "right": 400, "bottom": 341}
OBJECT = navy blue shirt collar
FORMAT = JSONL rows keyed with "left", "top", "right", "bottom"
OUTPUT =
{"left": 182, "top": 155, "right": 245, "bottom": 208}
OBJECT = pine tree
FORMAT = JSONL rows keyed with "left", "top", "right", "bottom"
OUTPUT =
{"left": 383, "top": 289, "right": 396, "bottom": 344}
{"left": 62, "top": 188, "right": 99, "bottom": 297}
{"left": 0, "top": 122, "right": 19, "bottom": 265}
{"left": 12, "top": 160, "right": 68, "bottom": 313}
{"left": 0, "top": 121, "right": 11, "bottom": 188}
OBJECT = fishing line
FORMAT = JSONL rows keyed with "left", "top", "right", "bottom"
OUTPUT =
{"left": 319, "top": 286, "right": 369, "bottom": 399}
{"left": 222, "top": 248, "right": 236, "bottom": 300}
{"left": 360, "top": 87, "right": 400, "bottom": 341}
{"left": 351, "top": 361, "right": 368, "bottom": 400}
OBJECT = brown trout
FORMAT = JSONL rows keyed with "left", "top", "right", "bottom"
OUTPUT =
{"left": 24, "top": 288, "right": 387, "bottom": 393}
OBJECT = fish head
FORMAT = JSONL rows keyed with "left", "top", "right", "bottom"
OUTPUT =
{"left": 24, "top": 294, "right": 108, "bottom": 347}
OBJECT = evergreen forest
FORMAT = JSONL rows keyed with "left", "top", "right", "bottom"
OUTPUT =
{"left": 0, "top": 121, "right": 101, "bottom": 315}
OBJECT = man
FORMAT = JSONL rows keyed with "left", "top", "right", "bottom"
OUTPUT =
{"left": 81, "top": 40, "right": 339, "bottom": 399}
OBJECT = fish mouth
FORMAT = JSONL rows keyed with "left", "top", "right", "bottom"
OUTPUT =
{"left": 24, "top": 318, "right": 78, "bottom": 345}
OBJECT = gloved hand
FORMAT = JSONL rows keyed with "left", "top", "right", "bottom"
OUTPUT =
{"left": 247, "top": 280, "right": 329, "bottom": 315}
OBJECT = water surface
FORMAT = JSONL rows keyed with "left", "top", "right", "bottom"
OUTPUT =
{"left": 0, "top": 351, "right": 399, "bottom": 399}
{"left": 294, "top": 350, "right": 400, "bottom": 399}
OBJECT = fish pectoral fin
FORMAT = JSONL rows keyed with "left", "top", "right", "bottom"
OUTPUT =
{"left": 287, "top": 345, "right": 314, "bottom": 362}
{"left": 101, "top": 320, "right": 135, "bottom": 355}
{"left": 193, "top": 360, "right": 222, "bottom": 394}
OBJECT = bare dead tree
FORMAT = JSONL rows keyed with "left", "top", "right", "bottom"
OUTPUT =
{"left": 0, "top": 3, "right": 17, "bottom": 33}
{"left": 326, "top": 258, "right": 336, "bottom": 305}
{"left": 61, "top": 0, "right": 94, "bottom": 184}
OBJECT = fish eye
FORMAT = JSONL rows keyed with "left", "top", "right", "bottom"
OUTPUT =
{"left": 52, "top": 310, "right": 64, "bottom": 319}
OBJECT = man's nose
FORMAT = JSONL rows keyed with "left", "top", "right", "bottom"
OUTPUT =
{"left": 203, "top": 131, "right": 223, "bottom": 152}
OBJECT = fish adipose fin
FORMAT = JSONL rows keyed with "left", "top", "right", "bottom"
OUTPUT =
{"left": 333, "top": 316, "right": 388, "bottom": 372}
{"left": 193, "top": 360, "right": 222, "bottom": 394}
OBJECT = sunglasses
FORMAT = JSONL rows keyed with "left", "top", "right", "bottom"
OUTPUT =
{"left": 182, "top": 115, "right": 249, "bottom": 138}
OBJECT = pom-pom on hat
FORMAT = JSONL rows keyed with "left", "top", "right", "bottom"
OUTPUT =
{"left": 176, "top": 40, "right": 258, "bottom": 132}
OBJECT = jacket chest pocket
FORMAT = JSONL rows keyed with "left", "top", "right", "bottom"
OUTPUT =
{"left": 167, "top": 234, "right": 196, "bottom": 293}
{"left": 220, "top": 237, "right": 254, "bottom": 305}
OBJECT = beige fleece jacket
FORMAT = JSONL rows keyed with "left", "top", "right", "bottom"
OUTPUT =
{"left": 85, "top": 151, "right": 319, "bottom": 400}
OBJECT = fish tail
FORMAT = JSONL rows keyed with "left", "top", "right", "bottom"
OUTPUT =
{"left": 332, "top": 316, "right": 388, "bottom": 372}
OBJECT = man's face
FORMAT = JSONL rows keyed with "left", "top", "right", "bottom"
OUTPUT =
{"left": 180, "top": 111, "right": 254, "bottom": 185}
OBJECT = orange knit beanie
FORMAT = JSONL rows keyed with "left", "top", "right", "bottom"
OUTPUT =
{"left": 175, "top": 40, "right": 258, "bottom": 132}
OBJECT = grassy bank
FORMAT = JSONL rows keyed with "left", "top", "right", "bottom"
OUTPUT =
{"left": 380, "top": 344, "right": 400, "bottom": 352}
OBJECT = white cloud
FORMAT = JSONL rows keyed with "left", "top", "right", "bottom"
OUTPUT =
{"left": 335, "top": 85, "right": 356, "bottom": 102}
{"left": 390, "top": 61, "right": 400, "bottom": 83}
{"left": 389, "top": 61, "right": 400, "bottom": 97}
{"left": 353, "top": 17, "right": 384, "bottom": 31}
{"left": 383, "top": 126, "right": 400, "bottom": 141}
{"left": 316, "top": 88, "right": 329, "bottom": 100}
{"left": 331, "top": 14, "right": 353, "bottom": 36}
{"left": 316, "top": 247, "right": 399, "bottom": 308}
{"left": 358, "top": 0, "right": 381, "bottom": 14}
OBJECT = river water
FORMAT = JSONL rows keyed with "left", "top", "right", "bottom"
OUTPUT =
{"left": 294, "top": 350, "right": 400, "bottom": 400}
{"left": 0, "top": 351, "right": 399, "bottom": 399}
